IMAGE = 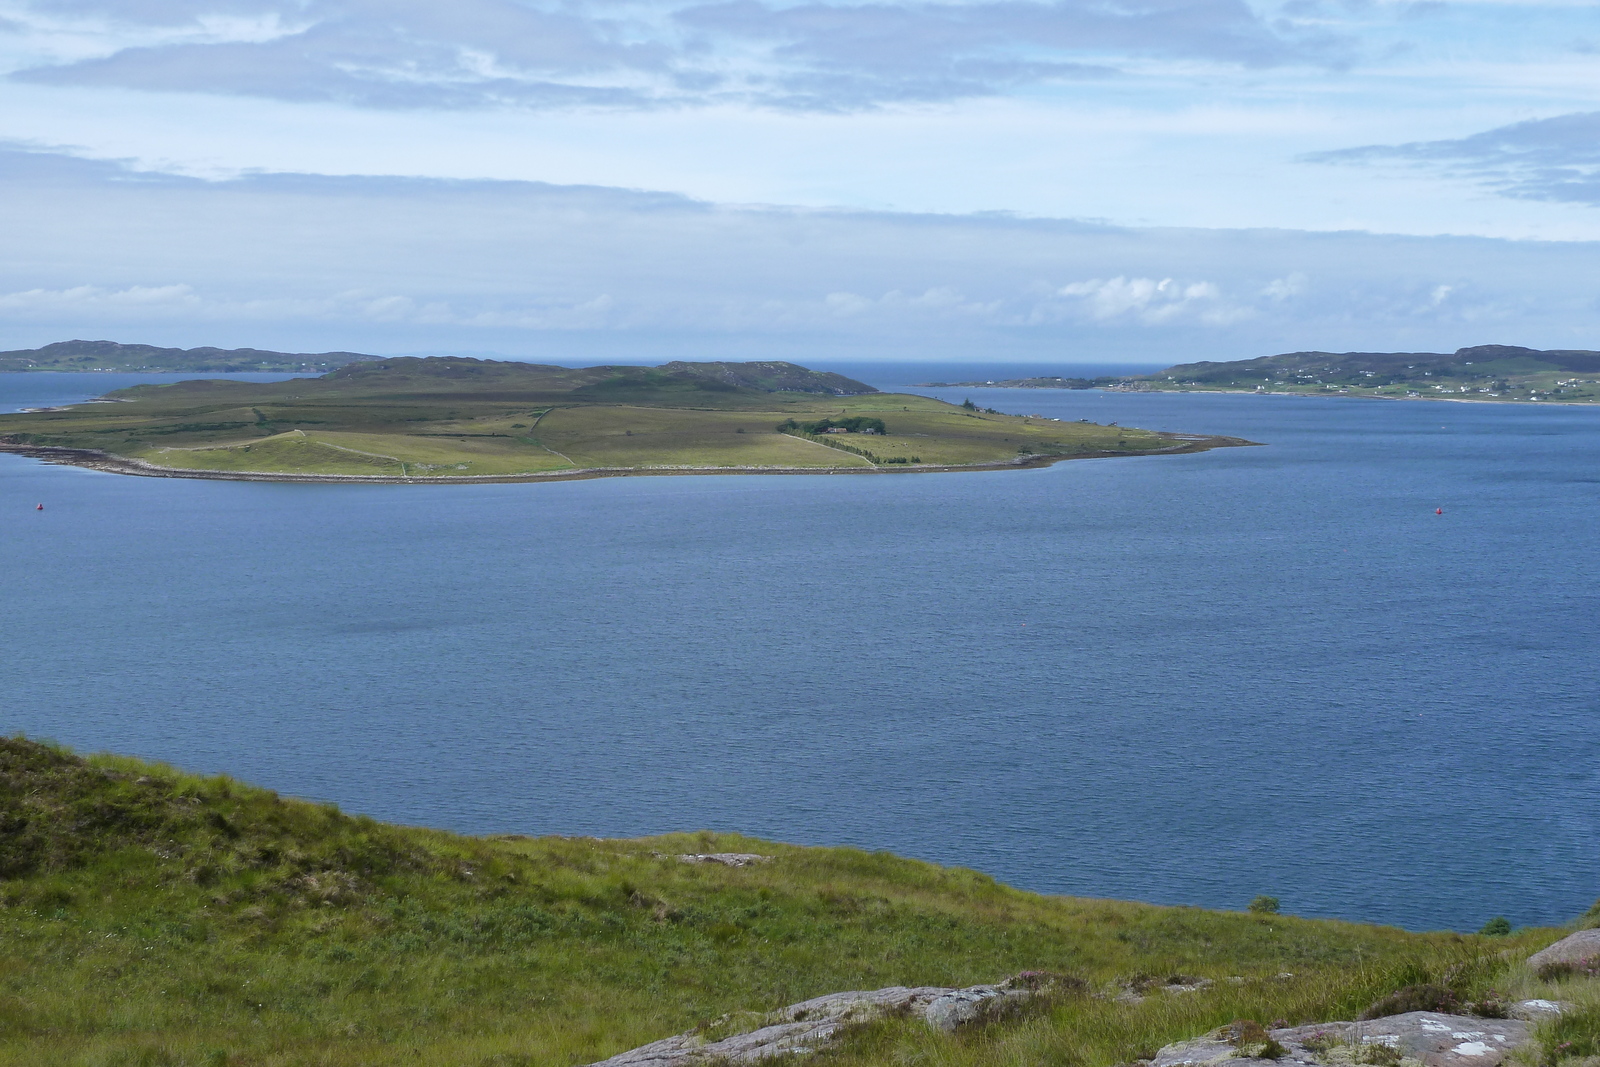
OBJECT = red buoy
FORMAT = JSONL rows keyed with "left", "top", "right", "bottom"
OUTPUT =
{"left": 35, "top": 503, "right": 43, "bottom": 511}
{"left": 1435, "top": 507, "right": 1443, "bottom": 515}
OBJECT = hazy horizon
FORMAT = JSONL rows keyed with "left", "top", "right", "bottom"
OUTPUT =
{"left": 2, "top": 0, "right": 1598, "bottom": 360}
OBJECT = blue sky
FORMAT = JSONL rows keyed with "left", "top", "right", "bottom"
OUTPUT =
{"left": 1, "top": 0, "right": 1598, "bottom": 362}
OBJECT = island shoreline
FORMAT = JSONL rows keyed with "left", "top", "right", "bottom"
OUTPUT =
{"left": 0, "top": 434, "right": 1258, "bottom": 485}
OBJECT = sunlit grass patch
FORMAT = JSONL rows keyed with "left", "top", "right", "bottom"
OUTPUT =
{"left": 142, "top": 431, "right": 405, "bottom": 476}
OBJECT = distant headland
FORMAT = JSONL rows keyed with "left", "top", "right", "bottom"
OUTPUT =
{"left": 0, "top": 355, "right": 1250, "bottom": 482}
{"left": 0, "top": 339, "right": 384, "bottom": 374}
{"left": 921, "top": 345, "right": 1600, "bottom": 403}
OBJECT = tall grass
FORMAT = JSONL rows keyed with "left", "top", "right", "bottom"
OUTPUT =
{"left": 0, "top": 738, "right": 1571, "bottom": 1067}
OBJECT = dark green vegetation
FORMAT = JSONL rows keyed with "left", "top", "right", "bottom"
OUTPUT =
{"left": 1544, "top": 1005, "right": 1600, "bottom": 1065}
{"left": 2, "top": 736, "right": 1595, "bottom": 1067}
{"left": 1143, "top": 345, "right": 1600, "bottom": 402}
{"left": 777, "top": 416, "right": 888, "bottom": 434}
{"left": 0, "top": 357, "right": 1228, "bottom": 480}
{"left": 0, "top": 340, "right": 380, "bottom": 374}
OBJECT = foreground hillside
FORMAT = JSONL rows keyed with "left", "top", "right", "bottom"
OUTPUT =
{"left": 0, "top": 357, "right": 1242, "bottom": 481}
{"left": 1, "top": 737, "right": 1592, "bottom": 1067}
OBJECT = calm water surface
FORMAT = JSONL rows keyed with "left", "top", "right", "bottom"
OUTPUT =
{"left": 3, "top": 368, "right": 1597, "bottom": 932}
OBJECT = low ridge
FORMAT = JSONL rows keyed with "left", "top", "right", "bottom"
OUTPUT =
{"left": 0, "top": 339, "right": 380, "bottom": 373}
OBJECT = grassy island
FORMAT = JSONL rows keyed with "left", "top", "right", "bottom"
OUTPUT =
{"left": 0, "top": 357, "right": 1248, "bottom": 482}
{"left": 2, "top": 736, "right": 1593, "bottom": 1067}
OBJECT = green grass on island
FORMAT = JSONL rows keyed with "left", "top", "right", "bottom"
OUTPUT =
{"left": 0, "top": 357, "right": 1244, "bottom": 480}
{"left": 2, "top": 736, "right": 1597, "bottom": 1067}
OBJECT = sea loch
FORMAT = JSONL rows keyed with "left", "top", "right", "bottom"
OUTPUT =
{"left": 3, "top": 366, "right": 1596, "bottom": 933}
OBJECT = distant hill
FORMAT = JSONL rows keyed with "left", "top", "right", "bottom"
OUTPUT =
{"left": 326, "top": 356, "right": 877, "bottom": 397}
{"left": 0, "top": 339, "right": 382, "bottom": 373}
{"left": 657, "top": 360, "right": 875, "bottom": 395}
{"left": 0, "top": 344, "right": 879, "bottom": 394}
{"left": 1146, "top": 345, "right": 1600, "bottom": 401}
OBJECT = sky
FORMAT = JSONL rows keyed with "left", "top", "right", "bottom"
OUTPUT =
{"left": 1, "top": 0, "right": 1598, "bottom": 362}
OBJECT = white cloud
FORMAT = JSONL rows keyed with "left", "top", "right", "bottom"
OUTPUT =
{"left": 0, "top": 0, "right": 1352, "bottom": 113}
{"left": 2, "top": 149, "right": 1599, "bottom": 360}
{"left": 0, "top": 282, "right": 200, "bottom": 312}
{"left": 1055, "top": 276, "right": 1232, "bottom": 323}
{"left": 1261, "top": 272, "right": 1306, "bottom": 301}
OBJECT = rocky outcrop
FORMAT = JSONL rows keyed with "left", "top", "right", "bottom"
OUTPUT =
{"left": 588, "top": 926, "right": 1599, "bottom": 1067}
{"left": 585, "top": 978, "right": 1047, "bottom": 1065}
{"left": 1152, "top": 1013, "right": 1530, "bottom": 1067}
{"left": 674, "top": 853, "right": 772, "bottom": 867}
{"left": 1527, "top": 929, "right": 1600, "bottom": 974}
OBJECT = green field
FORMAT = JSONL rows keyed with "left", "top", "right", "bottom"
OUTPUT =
{"left": 0, "top": 358, "right": 1243, "bottom": 480}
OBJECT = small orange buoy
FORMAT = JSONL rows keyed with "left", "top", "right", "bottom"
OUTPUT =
{"left": 1435, "top": 508, "right": 1443, "bottom": 515}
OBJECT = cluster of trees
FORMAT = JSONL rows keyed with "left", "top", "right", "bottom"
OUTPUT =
{"left": 776, "top": 416, "right": 888, "bottom": 435}
{"left": 774, "top": 416, "right": 919, "bottom": 463}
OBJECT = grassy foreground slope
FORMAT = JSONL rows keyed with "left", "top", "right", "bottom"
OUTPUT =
{"left": 0, "top": 357, "right": 1239, "bottom": 481}
{"left": 1, "top": 737, "right": 1588, "bottom": 1067}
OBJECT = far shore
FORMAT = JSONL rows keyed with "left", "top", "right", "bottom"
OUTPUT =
{"left": 1078, "top": 385, "right": 1597, "bottom": 406}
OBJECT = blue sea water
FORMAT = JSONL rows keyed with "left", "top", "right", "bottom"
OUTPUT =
{"left": 2, "top": 368, "right": 1597, "bottom": 933}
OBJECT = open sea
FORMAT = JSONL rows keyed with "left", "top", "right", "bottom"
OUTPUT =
{"left": 3, "top": 364, "right": 1597, "bottom": 933}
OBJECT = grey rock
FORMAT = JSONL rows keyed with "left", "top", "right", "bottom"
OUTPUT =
{"left": 1509, "top": 999, "right": 1564, "bottom": 1021}
{"left": 775, "top": 985, "right": 949, "bottom": 1023}
{"left": 1153, "top": 1013, "right": 1529, "bottom": 1067}
{"left": 1526, "top": 929, "right": 1600, "bottom": 972}
{"left": 676, "top": 853, "right": 773, "bottom": 867}
{"left": 588, "top": 1019, "right": 840, "bottom": 1066}
{"left": 923, "top": 986, "right": 1031, "bottom": 1032}
{"left": 1170, "top": 978, "right": 1216, "bottom": 994}
{"left": 1115, "top": 975, "right": 1214, "bottom": 1005}
{"left": 586, "top": 981, "right": 1035, "bottom": 1065}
